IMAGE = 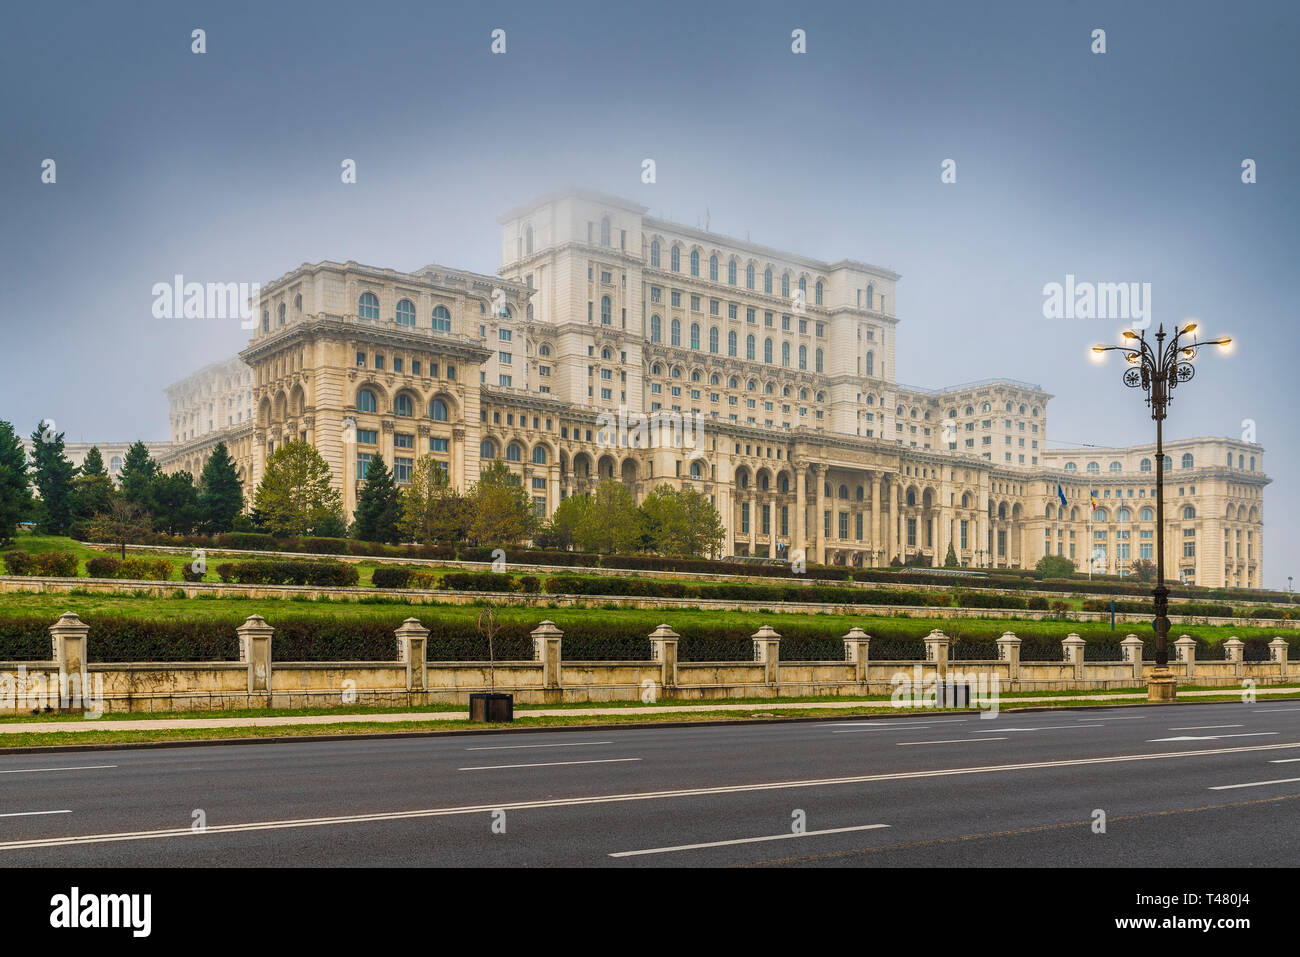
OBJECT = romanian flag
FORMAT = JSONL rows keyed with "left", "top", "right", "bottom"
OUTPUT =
{"left": 1090, "top": 493, "right": 1098, "bottom": 511}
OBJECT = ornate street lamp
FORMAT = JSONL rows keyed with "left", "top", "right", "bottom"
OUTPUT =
{"left": 1092, "top": 322, "right": 1232, "bottom": 701}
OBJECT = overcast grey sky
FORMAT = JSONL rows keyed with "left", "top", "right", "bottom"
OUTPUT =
{"left": 2, "top": 0, "right": 1296, "bottom": 586}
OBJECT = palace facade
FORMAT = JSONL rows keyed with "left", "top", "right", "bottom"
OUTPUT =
{"left": 151, "top": 190, "right": 1267, "bottom": 587}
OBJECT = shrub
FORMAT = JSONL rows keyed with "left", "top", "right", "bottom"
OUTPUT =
{"left": 215, "top": 532, "right": 278, "bottom": 551}
{"left": 85, "top": 556, "right": 122, "bottom": 579}
{"left": 1, "top": 551, "right": 35, "bottom": 575}
{"left": 213, "top": 560, "right": 360, "bottom": 587}
{"left": 517, "top": 576, "right": 541, "bottom": 593}
{"left": 116, "top": 557, "right": 172, "bottom": 581}
{"left": 298, "top": 537, "right": 351, "bottom": 555}
{"left": 1026, "top": 596, "right": 1049, "bottom": 610}
{"left": 954, "top": 591, "right": 1027, "bottom": 610}
{"left": 440, "top": 572, "right": 513, "bottom": 592}
{"left": 180, "top": 562, "right": 205, "bottom": 583}
{"left": 33, "top": 552, "right": 79, "bottom": 577}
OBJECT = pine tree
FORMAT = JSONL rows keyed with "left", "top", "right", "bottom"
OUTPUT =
{"left": 0, "top": 421, "right": 33, "bottom": 545}
{"left": 253, "top": 440, "right": 343, "bottom": 537}
{"left": 198, "top": 441, "right": 244, "bottom": 533}
{"left": 28, "top": 421, "right": 77, "bottom": 535}
{"left": 944, "top": 541, "right": 959, "bottom": 567}
{"left": 153, "top": 470, "right": 200, "bottom": 536}
{"left": 353, "top": 455, "right": 402, "bottom": 543}
{"left": 81, "top": 446, "right": 106, "bottom": 477}
{"left": 118, "top": 441, "right": 159, "bottom": 512}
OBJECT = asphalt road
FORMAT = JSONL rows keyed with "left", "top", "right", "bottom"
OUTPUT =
{"left": 2, "top": 701, "right": 1299, "bottom": 867}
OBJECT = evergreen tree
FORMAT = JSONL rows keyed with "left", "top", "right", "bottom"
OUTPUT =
{"left": 253, "top": 440, "right": 344, "bottom": 537}
{"left": 28, "top": 421, "right": 77, "bottom": 535}
{"left": 69, "top": 472, "right": 113, "bottom": 534}
{"left": 944, "top": 541, "right": 959, "bottom": 568}
{"left": 153, "top": 470, "right": 200, "bottom": 536}
{"left": 398, "top": 456, "right": 466, "bottom": 544}
{"left": 353, "top": 456, "right": 402, "bottom": 543}
{"left": 81, "top": 446, "right": 106, "bottom": 477}
{"left": 0, "top": 421, "right": 33, "bottom": 545}
{"left": 118, "top": 441, "right": 159, "bottom": 512}
{"left": 197, "top": 442, "right": 244, "bottom": 533}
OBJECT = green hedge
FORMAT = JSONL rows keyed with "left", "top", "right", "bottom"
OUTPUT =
{"left": 213, "top": 560, "right": 360, "bottom": 587}
{"left": 1, "top": 551, "right": 78, "bottom": 577}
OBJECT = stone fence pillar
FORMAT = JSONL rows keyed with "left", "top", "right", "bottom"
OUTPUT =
{"left": 924, "top": 629, "right": 950, "bottom": 679}
{"left": 1269, "top": 637, "right": 1289, "bottom": 679}
{"left": 395, "top": 618, "right": 429, "bottom": 692}
{"left": 995, "top": 631, "right": 1020, "bottom": 681}
{"left": 1120, "top": 634, "right": 1145, "bottom": 682}
{"left": 49, "top": 612, "right": 89, "bottom": 674}
{"left": 843, "top": 627, "right": 871, "bottom": 683}
{"left": 531, "top": 620, "right": 563, "bottom": 690}
{"left": 1224, "top": 637, "right": 1245, "bottom": 680}
{"left": 1062, "top": 633, "right": 1085, "bottom": 681}
{"left": 1173, "top": 635, "right": 1197, "bottom": 680}
{"left": 649, "top": 624, "right": 680, "bottom": 693}
{"left": 752, "top": 625, "right": 781, "bottom": 684}
{"left": 237, "top": 615, "right": 274, "bottom": 694}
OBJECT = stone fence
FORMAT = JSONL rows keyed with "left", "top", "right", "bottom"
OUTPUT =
{"left": 0, "top": 613, "right": 1293, "bottom": 715}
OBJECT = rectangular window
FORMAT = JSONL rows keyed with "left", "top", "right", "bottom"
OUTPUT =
{"left": 430, "top": 437, "right": 448, "bottom": 453}
{"left": 394, "top": 433, "right": 414, "bottom": 449}
{"left": 741, "top": 503, "right": 750, "bottom": 534}
{"left": 907, "top": 518, "right": 917, "bottom": 547}
{"left": 374, "top": 355, "right": 384, "bottom": 370}
{"left": 356, "top": 352, "right": 366, "bottom": 367}
{"left": 356, "top": 429, "right": 377, "bottom": 445}
{"left": 499, "top": 374, "right": 512, "bottom": 387}
{"left": 394, "top": 457, "right": 413, "bottom": 483}
{"left": 393, "top": 357, "right": 403, "bottom": 373}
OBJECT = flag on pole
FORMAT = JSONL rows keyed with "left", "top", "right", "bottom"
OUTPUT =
{"left": 1089, "top": 492, "right": 1098, "bottom": 512}
{"left": 1056, "top": 483, "right": 1068, "bottom": 508}
{"left": 705, "top": 207, "right": 710, "bottom": 230}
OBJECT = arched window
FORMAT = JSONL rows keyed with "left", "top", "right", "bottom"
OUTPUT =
{"left": 650, "top": 315, "right": 661, "bottom": 343}
{"left": 709, "top": 255, "right": 718, "bottom": 281}
{"left": 525, "top": 225, "right": 533, "bottom": 254}
{"left": 294, "top": 294, "right": 302, "bottom": 312}
{"left": 1109, "top": 461, "right": 1122, "bottom": 472}
{"left": 395, "top": 299, "right": 416, "bottom": 326}
{"left": 906, "top": 489, "right": 916, "bottom": 507}
{"left": 650, "top": 241, "right": 661, "bottom": 268}
{"left": 357, "top": 389, "right": 377, "bottom": 413}
{"left": 866, "top": 284, "right": 874, "bottom": 309}
{"left": 782, "top": 273, "right": 790, "bottom": 298}
{"left": 1182, "top": 506, "right": 1196, "bottom": 520}
{"left": 709, "top": 326, "right": 719, "bottom": 353}
{"left": 728, "top": 331, "right": 737, "bottom": 356}
{"left": 430, "top": 399, "right": 449, "bottom": 421}
{"left": 1181, "top": 453, "right": 1194, "bottom": 469}
{"left": 394, "top": 394, "right": 414, "bottom": 417}
{"left": 798, "top": 345, "right": 807, "bottom": 369}
{"left": 1117, "top": 507, "right": 1131, "bottom": 522}
{"left": 763, "top": 338, "right": 773, "bottom": 363}
{"left": 781, "top": 341, "right": 790, "bottom": 366}
{"left": 481, "top": 440, "right": 497, "bottom": 459}
{"left": 1139, "top": 458, "right": 1152, "bottom": 472}
{"left": 865, "top": 351, "right": 874, "bottom": 376}
{"left": 690, "top": 323, "right": 700, "bottom": 349}
{"left": 1140, "top": 507, "right": 1154, "bottom": 521}
{"left": 1086, "top": 462, "right": 1100, "bottom": 474}
{"left": 261, "top": 310, "right": 269, "bottom": 332}
{"left": 670, "top": 245, "right": 681, "bottom": 272}
{"left": 746, "top": 263, "right": 755, "bottom": 289}
{"left": 779, "top": 474, "right": 789, "bottom": 492}
{"left": 798, "top": 277, "right": 807, "bottom": 297}
{"left": 432, "top": 305, "right": 452, "bottom": 332}
{"left": 671, "top": 319, "right": 681, "bottom": 346}
{"left": 690, "top": 249, "right": 699, "bottom": 276}
{"left": 982, "top": 402, "right": 991, "bottom": 412}
{"left": 539, "top": 344, "right": 551, "bottom": 357}
{"left": 278, "top": 303, "right": 286, "bottom": 326}
{"left": 1093, "top": 508, "right": 1107, "bottom": 522}
{"left": 746, "top": 334, "right": 756, "bottom": 360}
{"left": 600, "top": 296, "right": 612, "bottom": 325}
{"left": 358, "top": 292, "right": 380, "bottom": 319}
{"left": 815, "top": 348, "right": 823, "bottom": 372}
{"left": 601, "top": 347, "right": 611, "bottom": 360}
{"left": 600, "top": 217, "right": 611, "bottom": 246}
{"left": 506, "top": 442, "right": 523, "bottom": 462}
{"left": 728, "top": 259, "right": 737, "bottom": 285}
{"left": 1064, "top": 462, "right": 1077, "bottom": 471}
{"left": 1164, "top": 455, "right": 1173, "bottom": 471}
{"left": 815, "top": 281, "right": 823, "bottom": 305}
{"left": 764, "top": 268, "right": 773, "bottom": 293}
{"left": 689, "top": 461, "right": 703, "bottom": 480}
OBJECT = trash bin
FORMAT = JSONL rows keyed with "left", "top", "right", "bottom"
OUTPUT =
{"left": 939, "top": 681, "right": 970, "bottom": 709}
{"left": 469, "top": 692, "right": 514, "bottom": 722}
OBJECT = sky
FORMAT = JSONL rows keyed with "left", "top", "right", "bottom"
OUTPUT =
{"left": 1, "top": 0, "right": 1296, "bottom": 586}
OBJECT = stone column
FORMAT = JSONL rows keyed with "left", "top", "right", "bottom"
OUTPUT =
{"left": 924, "top": 628, "right": 950, "bottom": 679}
{"left": 812, "top": 465, "right": 825, "bottom": 565}
{"left": 451, "top": 426, "right": 467, "bottom": 491}
{"left": 1173, "top": 634, "right": 1197, "bottom": 681}
{"left": 747, "top": 495, "right": 757, "bottom": 554}
{"left": 843, "top": 626, "right": 871, "bottom": 683}
{"left": 1224, "top": 637, "right": 1245, "bottom": 680}
{"left": 996, "top": 630, "right": 1021, "bottom": 682}
{"left": 887, "top": 479, "right": 899, "bottom": 564}
{"left": 1121, "top": 633, "right": 1146, "bottom": 682}
{"left": 1269, "top": 637, "right": 1289, "bottom": 679}
{"left": 648, "top": 623, "right": 680, "bottom": 694}
{"left": 531, "top": 620, "right": 563, "bottom": 691}
{"left": 395, "top": 617, "right": 429, "bottom": 692}
{"left": 237, "top": 614, "right": 274, "bottom": 695}
{"left": 794, "top": 466, "right": 807, "bottom": 563}
{"left": 49, "top": 612, "right": 89, "bottom": 675}
{"left": 751, "top": 625, "right": 781, "bottom": 685}
{"left": 1062, "top": 633, "right": 1086, "bottom": 682}
{"left": 870, "top": 474, "right": 882, "bottom": 559}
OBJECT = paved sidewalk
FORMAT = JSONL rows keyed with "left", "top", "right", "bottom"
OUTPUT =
{"left": 1, "top": 686, "right": 1297, "bottom": 734}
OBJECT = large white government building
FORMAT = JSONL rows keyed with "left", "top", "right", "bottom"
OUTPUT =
{"left": 150, "top": 190, "right": 1267, "bottom": 588}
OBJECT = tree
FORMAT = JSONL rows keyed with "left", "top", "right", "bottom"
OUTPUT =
{"left": 639, "top": 483, "right": 725, "bottom": 557}
{"left": 574, "top": 479, "right": 642, "bottom": 554}
{"left": 1129, "top": 558, "right": 1157, "bottom": 583}
{"left": 0, "top": 421, "right": 32, "bottom": 545}
{"left": 252, "top": 440, "right": 344, "bottom": 537}
{"left": 944, "top": 541, "right": 959, "bottom": 568}
{"left": 118, "top": 441, "right": 159, "bottom": 513}
{"left": 353, "top": 455, "right": 403, "bottom": 543}
{"left": 153, "top": 471, "right": 200, "bottom": 536}
{"left": 81, "top": 446, "right": 106, "bottom": 477}
{"left": 28, "top": 422, "right": 77, "bottom": 535}
{"left": 466, "top": 460, "right": 537, "bottom": 546}
{"left": 398, "top": 456, "right": 467, "bottom": 544}
{"left": 197, "top": 442, "right": 244, "bottom": 534}
{"left": 69, "top": 472, "right": 113, "bottom": 534}
{"left": 1035, "top": 554, "right": 1076, "bottom": 580}
{"left": 535, "top": 493, "right": 589, "bottom": 550}
{"left": 86, "top": 494, "right": 152, "bottom": 558}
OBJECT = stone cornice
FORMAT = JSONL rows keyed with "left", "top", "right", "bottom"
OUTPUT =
{"left": 240, "top": 317, "right": 494, "bottom": 366}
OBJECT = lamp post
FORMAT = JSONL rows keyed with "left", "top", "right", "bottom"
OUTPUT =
{"left": 1092, "top": 322, "right": 1232, "bottom": 701}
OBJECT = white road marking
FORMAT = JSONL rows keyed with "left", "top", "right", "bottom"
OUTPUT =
{"left": 1169, "top": 725, "right": 1243, "bottom": 731}
{"left": 1252, "top": 708, "right": 1300, "bottom": 713}
{"left": 459, "top": 758, "right": 641, "bottom": 771}
{"left": 5, "top": 741, "right": 1300, "bottom": 852}
{"left": 609, "top": 824, "right": 890, "bottom": 858}
{"left": 1076, "top": 716, "right": 1146, "bottom": 721}
{"left": 0, "top": 810, "right": 71, "bottom": 818}
{"left": 1268, "top": 758, "right": 1300, "bottom": 764}
{"left": 972, "top": 725, "right": 1103, "bottom": 733}
{"left": 897, "top": 738, "right": 1008, "bottom": 746}
{"left": 0, "top": 765, "right": 117, "bottom": 775}
{"left": 830, "top": 720, "right": 967, "bottom": 731}
{"left": 1149, "top": 733, "right": 1278, "bottom": 742}
{"left": 1209, "top": 777, "right": 1300, "bottom": 791}
{"left": 464, "top": 741, "right": 613, "bottom": 751}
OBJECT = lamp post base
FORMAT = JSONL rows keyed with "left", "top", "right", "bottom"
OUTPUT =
{"left": 1146, "top": 669, "right": 1177, "bottom": 702}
